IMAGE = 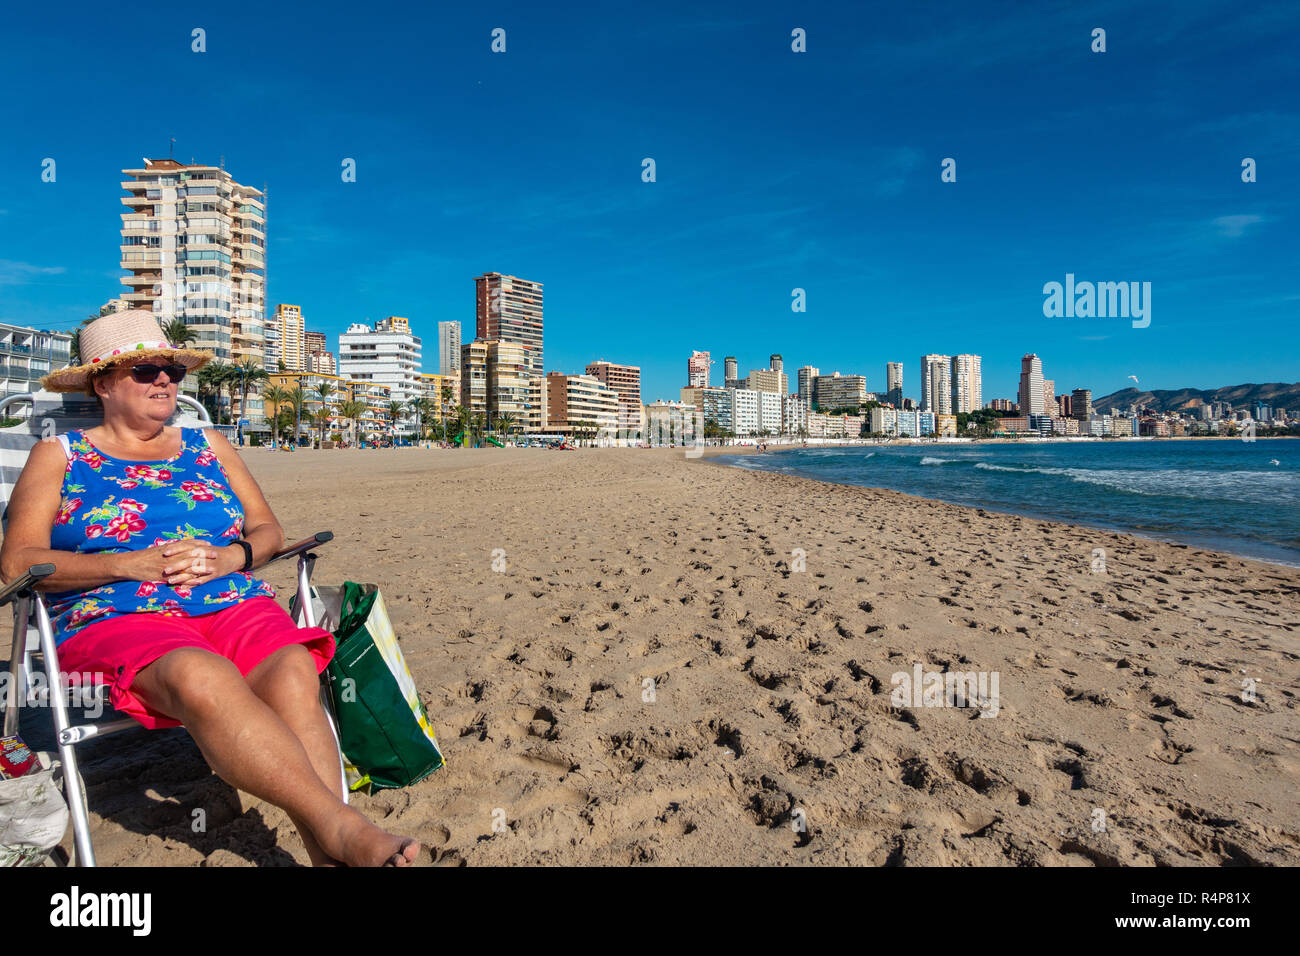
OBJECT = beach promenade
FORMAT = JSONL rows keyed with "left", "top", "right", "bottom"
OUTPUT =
{"left": 21, "top": 446, "right": 1300, "bottom": 865}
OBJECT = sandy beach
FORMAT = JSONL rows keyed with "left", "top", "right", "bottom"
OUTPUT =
{"left": 11, "top": 446, "right": 1300, "bottom": 866}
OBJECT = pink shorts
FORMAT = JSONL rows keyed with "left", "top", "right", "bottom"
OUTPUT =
{"left": 55, "top": 597, "right": 335, "bottom": 730}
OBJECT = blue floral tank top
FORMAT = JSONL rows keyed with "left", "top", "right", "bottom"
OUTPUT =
{"left": 46, "top": 427, "right": 276, "bottom": 645}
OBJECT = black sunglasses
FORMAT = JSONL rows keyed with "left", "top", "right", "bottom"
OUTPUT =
{"left": 128, "top": 363, "right": 187, "bottom": 384}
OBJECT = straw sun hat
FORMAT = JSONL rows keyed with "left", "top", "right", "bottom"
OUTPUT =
{"left": 41, "top": 309, "right": 211, "bottom": 394}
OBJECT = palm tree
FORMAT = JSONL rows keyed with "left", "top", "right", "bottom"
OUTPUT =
{"left": 196, "top": 361, "right": 233, "bottom": 423}
{"left": 160, "top": 320, "right": 201, "bottom": 395}
{"left": 260, "top": 385, "right": 291, "bottom": 447}
{"left": 339, "top": 399, "right": 366, "bottom": 447}
{"left": 261, "top": 385, "right": 287, "bottom": 448}
{"left": 406, "top": 396, "right": 435, "bottom": 439}
{"left": 386, "top": 400, "right": 406, "bottom": 439}
{"left": 235, "top": 358, "right": 268, "bottom": 431}
{"left": 161, "top": 318, "right": 197, "bottom": 347}
{"left": 440, "top": 389, "right": 460, "bottom": 443}
{"left": 493, "top": 412, "right": 519, "bottom": 443}
{"left": 284, "top": 385, "right": 307, "bottom": 447}
{"left": 274, "top": 406, "right": 296, "bottom": 443}
{"left": 310, "top": 408, "right": 331, "bottom": 447}
{"left": 439, "top": 385, "right": 455, "bottom": 434}
{"left": 452, "top": 406, "right": 472, "bottom": 446}
{"left": 313, "top": 381, "right": 337, "bottom": 446}
{"left": 471, "top": 412, "right": 489, "bottom": 446}
{"left": 69, "top": 316, "right": 98, "bottom": 364}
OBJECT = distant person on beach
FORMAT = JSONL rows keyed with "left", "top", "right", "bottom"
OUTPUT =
{"left": 0, "top": 310, "right": 420, "bottom": 867}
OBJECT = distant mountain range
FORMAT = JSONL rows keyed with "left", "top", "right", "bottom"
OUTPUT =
{"left": 1090, "top": 383, "right": 1300, "bottom": 414}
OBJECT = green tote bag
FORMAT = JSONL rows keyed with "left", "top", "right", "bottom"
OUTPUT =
{"left": 314, "top": 582, "right": 446, "bottom": 791}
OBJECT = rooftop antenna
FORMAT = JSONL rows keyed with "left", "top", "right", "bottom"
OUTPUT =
{"left": 169, "top": 137, "right": 175, "bottom": 159}
{"left": 220, "top": 154, "right": 225, "bottom": 170}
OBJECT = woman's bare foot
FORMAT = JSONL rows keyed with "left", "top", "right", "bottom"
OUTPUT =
{"left": 319, "top": 807, "right": 421, "bottom": 867}
{"left": 383, "top": 839, "right": 420, "bottom": 867}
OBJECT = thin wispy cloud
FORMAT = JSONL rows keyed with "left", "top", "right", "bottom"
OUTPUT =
{"left": 0, "top": 259, "right": 67, "bottom": 286}
{"left": 1214, "top": 214, "right": 1264, "bottom": 238}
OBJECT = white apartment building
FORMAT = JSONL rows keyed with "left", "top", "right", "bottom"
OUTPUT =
{"left": 759, "top": 390, "right": 783, "bottom": 434}
{"left": 263, "top": 322, "right": 282, "bottom": 371}
{"left": 1018, "top": 354, "right": 1045, "bottom": 416}
{"left": 119, "top": 158, "right": 266, "bottom": 363}
{"left": 920, "top": 354, "right": 952, "bottom": 414}
{"left": 730, "top": 388, "right": 760, "bottom": 436}
{"left": 339, "top": 316, "right": 423, "bottom": 407}
{"left": 1, "top": 323, "right": 72, "bottom": 396}
{"left": 870, "top": 407, "right": 936, "bottom": 437}
{"left": 783, "top": 394, "right": 809, "bottom": 434}
{"left": 950, "top": 354, "right": 982, "bottom": 412}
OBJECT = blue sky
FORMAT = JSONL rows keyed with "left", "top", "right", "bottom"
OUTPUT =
{"left": 1, "top": 0, "right": 1296, "bottom": 403}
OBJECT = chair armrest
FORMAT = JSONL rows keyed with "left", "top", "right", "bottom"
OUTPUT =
{"left": 264, "top": 531, "right": 333, "bottom": 567}
{"left": 0, "top": 563, "right": 55, "bottom": 607}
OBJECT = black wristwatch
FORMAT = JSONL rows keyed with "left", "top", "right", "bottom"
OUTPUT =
{"left": 231, "top": 539, "right": 254, "bottom": 572}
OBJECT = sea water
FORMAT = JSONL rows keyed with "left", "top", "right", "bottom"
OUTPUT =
{"left": 716, "top": 439, "right": 1300, "bottom": 566}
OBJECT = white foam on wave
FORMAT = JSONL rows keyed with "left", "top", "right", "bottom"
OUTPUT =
{"left": 975, "top": 463, "right": 1298, "bottom": 505}
{"left": 919, "top": 456, "right": 959, "bottom": 465}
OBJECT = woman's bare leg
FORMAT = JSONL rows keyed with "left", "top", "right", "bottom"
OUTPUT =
{"left": 244, "top": 644, "right": 348, "bottom": 866}
{"left": 131, "top": 647, "right": 420, "bottom": 867}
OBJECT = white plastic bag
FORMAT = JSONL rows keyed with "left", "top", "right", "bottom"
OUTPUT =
{"left": 0, "top": 752, "right": 69, "bottom": 866}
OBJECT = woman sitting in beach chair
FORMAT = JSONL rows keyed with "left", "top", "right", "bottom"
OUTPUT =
{"left": 0, "top": 310, "right": 419, "bottom": 867}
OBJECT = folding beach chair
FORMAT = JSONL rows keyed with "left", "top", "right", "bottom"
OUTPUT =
{"left": 0, "top": 390, "right": 346, "bottom": 866}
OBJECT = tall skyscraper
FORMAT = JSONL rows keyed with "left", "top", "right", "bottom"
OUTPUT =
{"left": 1071, "top": 388, "right": 1093, "bottom": 421}
{"left": 120, "top": 158, "right": 266, "bottom": 363}
{"left": 1043, "top": 379, "right": 1055, "bottom": 418}
{"left": 688, "top": 350, "right": 712, "bottom": 388}
{"left": 438, "top": 321, "right": 462, "bottom": 375}
{"left": 886, "top": 362, "right": 903, "bottom": 407}
{"left": 474, "top": 273, "right": 543, "bottom": 376}
{"left": 798, "top": 366, "right": 819, "bottom": 402}
{"left": 272, "top": 304, "right": 305, "bottom": 371}
{"left": 920, "top": 354, "right": 952, "bottom": 414}
{"left": 950, "top": 354, "right": 982, "bottom": 412}
{"left": 769, "top": 354, "right": 783, "bottom": 375}
{"left": 723, "top": 355, "right": 738, "bottom": 384}
{"left": 1018, "top": 354, "right": 1044, "bottom": 416}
